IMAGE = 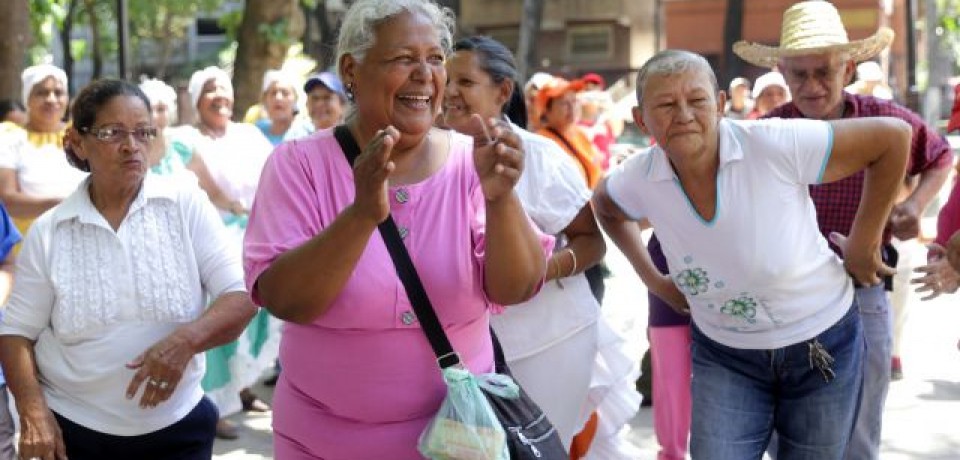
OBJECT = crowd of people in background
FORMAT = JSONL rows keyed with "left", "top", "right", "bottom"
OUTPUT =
{"left": 0, "top": 0, "right": 955, "bottom": 459}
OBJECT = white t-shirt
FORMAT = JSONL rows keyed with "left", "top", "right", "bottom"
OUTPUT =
{"left": 491, "top": 125, "right": 598, "bottom": 359}
{"left": 0, "top": 126, "right": 88, "bottom": 198}
{"left": 0, "top": 174, "right": 246, "bottom": 435}
{"left": 606, "top": 118, "right": 853, "bottom": 349}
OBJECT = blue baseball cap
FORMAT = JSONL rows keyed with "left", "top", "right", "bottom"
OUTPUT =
{"left": 304, "top": 72, "right": 346, "bottom": 100}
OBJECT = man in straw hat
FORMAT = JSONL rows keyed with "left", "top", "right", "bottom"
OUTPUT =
{"left": 734, "top": 2, "right": 954, "bottom": 459}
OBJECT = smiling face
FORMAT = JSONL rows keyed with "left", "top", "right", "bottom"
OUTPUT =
{"left": 307, "top": 85, "right": 345, "bottom": 130}
{"left": 443, "top": 50, "right": 511, "bottom": 132}
{"left": 70, "top": 95, "right": 152, "bottom": 187}
{"left": 196, "top": 78, "right": 234, "bottom": 131}
{"left": 26, "top": 76, "right": 68, "bottom": 131}
{"left": 340, "top": 11, "right": 446, "bottom": 144}
{"left": 779, "top": 52, "right": 854, "bottom": 120}
{"left": 262, "top": 81, "right": 297, "bottom": 123}
{"left": 634, "top": 68, "right": 724, "bottom": 162}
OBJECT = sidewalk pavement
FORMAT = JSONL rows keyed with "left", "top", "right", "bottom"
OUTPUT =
{"left": 215, "top": 237, "right": 960, "bottom": 459}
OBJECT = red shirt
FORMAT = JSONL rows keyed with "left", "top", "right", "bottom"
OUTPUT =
{"left": 764, "top": 93, "right": 953, "bottom": 255}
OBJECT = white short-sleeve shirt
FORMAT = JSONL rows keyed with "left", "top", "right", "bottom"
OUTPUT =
{"left": 0, "top": 174, "right": 245, "bottom": 435}
{"left": 606, "top": 118, "right": 853, "bottom": 349}
{"left": 491, "top": 125, "right": 598, "bottom": 359}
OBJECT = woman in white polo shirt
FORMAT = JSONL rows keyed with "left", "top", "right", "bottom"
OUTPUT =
{"left": 593, "top": 50, "right": 910, "bottom": 460}
{"left": 0, "top": 79, "right": 256, "bottom": 460}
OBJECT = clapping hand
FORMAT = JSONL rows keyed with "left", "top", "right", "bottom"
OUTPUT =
{"left": 351, "top": 126, "right": 400, "bottom": 225}
{"left": 467, "top": 115, "right": 524, "bottom": 202}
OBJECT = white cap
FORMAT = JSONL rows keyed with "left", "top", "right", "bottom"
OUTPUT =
{"left": 261, "top": 69, "right": 301, "bottom": 99}
{"left": 751, "top": 71, "right": 790, "bottom": 99}
{"left": 856, "top": 61, "right": 884, "bottom": 82}
{"left": 188, "top": 66, "right": 233, "bottom": 113}
{"left": 21, "top": 64, "right": 68, "bottom": 106}
{"left": 139, "top": 78, "right": 177, "bottom": 110}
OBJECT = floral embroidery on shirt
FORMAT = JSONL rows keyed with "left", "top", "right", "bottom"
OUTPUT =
{"left": 720, "top": 294, "right": 758, "bottom": 323}
{"left": 676, "top": 267, "right": 710, "bottom": 295}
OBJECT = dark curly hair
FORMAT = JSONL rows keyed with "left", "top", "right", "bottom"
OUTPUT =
{"left": 65, "top": 79, "right": 151, "bottom": 172}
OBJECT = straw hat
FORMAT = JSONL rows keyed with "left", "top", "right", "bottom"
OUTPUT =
{"left": 733, "top": 1, "right": 893, "bottom": 68}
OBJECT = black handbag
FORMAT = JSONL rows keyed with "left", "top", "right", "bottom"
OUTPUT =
{"left": 334, "top": 125, "right": 567, "bottom": 459}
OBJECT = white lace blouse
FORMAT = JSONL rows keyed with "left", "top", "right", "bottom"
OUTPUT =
{"left": 0, "top": 174, "right": 245, "bottom": 435}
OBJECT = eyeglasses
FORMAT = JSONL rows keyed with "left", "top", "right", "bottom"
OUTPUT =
{"left": 80, "top": 125, "right": 158, "bottom": 144}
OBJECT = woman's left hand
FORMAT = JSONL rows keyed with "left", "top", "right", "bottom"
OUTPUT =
{"left": 124, "top": 331, "right": 196, "bottom": 409}
{"left": 470, "top": 115, "right": 524, "bottom": 202}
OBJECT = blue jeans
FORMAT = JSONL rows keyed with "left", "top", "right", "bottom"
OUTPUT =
{"left": 844, "top": 284, "right": 891, "bottom": 460}
{"left": 689, "top": 304, "right": 864, "bottom": 460}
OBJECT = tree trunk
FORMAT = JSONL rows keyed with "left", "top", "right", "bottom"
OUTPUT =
{"left": 155, "top": 11, "right": 175, "bottom": 79}
{"left": 721, "top": 0, "right": 745, "bottom": 88}
{"left": 60, "top": 0, "right": 80, "bottom": 94}
{"left": 517, "top": 0, "right": 545, "bottom": 82}
{"left": 232, "top": 0, "right": 304, "bottom": 121}
{"left": 84, "top": 0, "right": 104, "bottom": 79}
{"left": 0, "top": 0, "right": 31, "bottom": 101}
{"left": 315, "top": 1, "right": 337, "bottom": 71}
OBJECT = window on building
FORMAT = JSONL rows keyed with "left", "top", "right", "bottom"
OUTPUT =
{"left": 568, "top": 25, "right": 613, "bottom": 60}
{"left": 485, "top": 28, "right": 520, "bottom": 54}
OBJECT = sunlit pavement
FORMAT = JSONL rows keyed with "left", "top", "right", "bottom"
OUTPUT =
{"left": 214, "top": 234, "right": 960, "bottom": 459}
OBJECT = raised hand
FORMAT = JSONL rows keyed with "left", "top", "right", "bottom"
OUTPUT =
{"left": 912, "top": 242, "right": 960, "bottom": 300}
{"left": 829, "top": 232, "right": 896, "bottom": 287}
{"left": 352, "top": 127, "right": 399, "bottom": 224}
{"left": 469, "top": 115, "right": 524, "bottom": 202}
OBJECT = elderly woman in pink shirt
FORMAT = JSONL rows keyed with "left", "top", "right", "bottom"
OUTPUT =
{"left": 242, "top": 0, "right": 551, "bottom": 458}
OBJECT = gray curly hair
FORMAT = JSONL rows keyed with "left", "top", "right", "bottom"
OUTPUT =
{"left": 335, "top": 0, "right": 456, "bottom": 78}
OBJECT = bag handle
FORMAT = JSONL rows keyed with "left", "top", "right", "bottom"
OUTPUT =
{"left": 333, "top": 125, "right": 462, "bottom": 369}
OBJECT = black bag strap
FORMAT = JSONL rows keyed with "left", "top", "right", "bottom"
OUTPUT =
{"left": 333, "top": 125, "right": 461, "bottom": 369}
{"left": 545, "top": 127, "right": 579, "bottom": 156}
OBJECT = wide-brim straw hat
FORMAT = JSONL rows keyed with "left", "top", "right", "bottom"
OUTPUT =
{"left": 733, "top": 1, "right": 894, "bottom": 68}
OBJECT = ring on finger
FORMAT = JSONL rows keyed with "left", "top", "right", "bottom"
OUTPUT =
{"left": 158, "top": 381, "right": 170, "bottom": 390}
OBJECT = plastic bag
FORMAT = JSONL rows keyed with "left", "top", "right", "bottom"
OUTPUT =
{"left": 419, "top": 367, "right": 520, "bottom": 460}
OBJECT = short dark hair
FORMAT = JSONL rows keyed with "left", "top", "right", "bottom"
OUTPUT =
{"left": 0, "top": 99, "right": 25, "bottom": 122}
{"left": 453, "top": 36, "right": 527, "bottom": 128}
{"left": 66, "top": 79, "right": 151, "bottom": 172}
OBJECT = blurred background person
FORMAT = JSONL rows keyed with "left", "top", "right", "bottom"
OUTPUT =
{"left": 578, "top": 88, "right": 624, "bottom": 172}
{"left": 177, "top": 66, "right": 277, "bottom": 440}
{"left": 0, "top": 78, "right": 255, "bottom": 460}
{"left": 255, "top": 69, "right": 301, "bottom": 146}
{"left": 846, "top": 61, "right": 894, "bottom": 100}
{"left": 523, "top": 71, "right": 554, "bottom": 131}
{"left": 0, "top": 64, "right": 86, "bottom": 242}
{"left": 285, "top": 71, "right": 348, "bottom": 140}
{"left": 748, "top": 71, "right": 791, "bottom": 119}
{"left": 723, "top": 76, "right": 753, "bottom": 119}
{"left": 0, "top": 100, "right": 26, "bottom": 127}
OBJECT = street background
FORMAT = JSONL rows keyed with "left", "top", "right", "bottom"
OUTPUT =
{"left": 213, "top": 233, "right": 960, "bottom": 459}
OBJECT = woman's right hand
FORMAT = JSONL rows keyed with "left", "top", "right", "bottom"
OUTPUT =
{"left": 652, "top": 274, "right": 690, "bottom": 315}
{"left": 351, "top": 127, "right": 399, "bottom": 224}
{"left": 18, "top": 404, "right": 67, "bottom": 460}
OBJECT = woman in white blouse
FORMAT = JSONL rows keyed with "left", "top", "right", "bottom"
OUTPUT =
{"left": 0, "top": 79, "right": 255, "bottom": 460}
{"left": 443, "top": 36, "right": 641, "bottom": 457}
{"left": 0, "top": 64, "right": 87, "bottom": 238}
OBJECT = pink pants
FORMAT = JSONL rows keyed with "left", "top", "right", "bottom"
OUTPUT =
{"left": 650, "top": 325, "right": 692, "bottom": 460}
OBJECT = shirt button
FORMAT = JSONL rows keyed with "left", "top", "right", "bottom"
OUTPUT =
{"left": 401, "top": 311, "right": 417, "bottom": 325}
{"left": 395, "top": 188, "right": 410, "bottom": 204}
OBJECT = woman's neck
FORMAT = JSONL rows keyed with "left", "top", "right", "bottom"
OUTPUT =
{"left": 88, "top": 179, "right": 142, "bottom": 231}
{"left": 270, "top": 117, "right": 292, "bottom": 135}
{"left": 199, "top": 122, "right": 228, "bottom": 139}
{"left": 25, "top": 117, "right": 62, "bottom": 133}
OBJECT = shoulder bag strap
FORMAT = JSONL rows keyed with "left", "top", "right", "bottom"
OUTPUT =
{"left": 332, "top": 125, "right": 461, "bottom": 369}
